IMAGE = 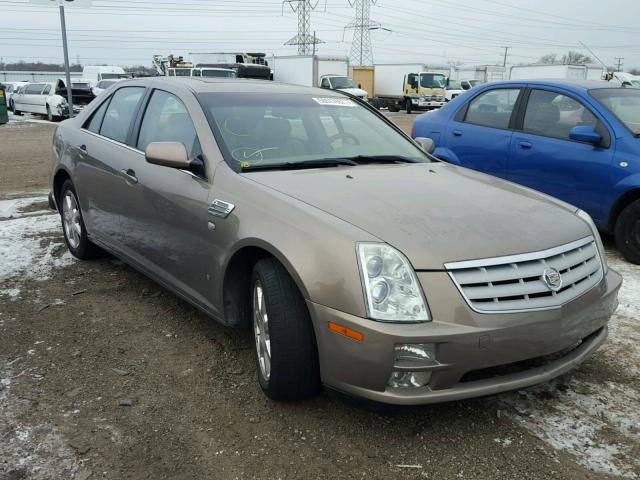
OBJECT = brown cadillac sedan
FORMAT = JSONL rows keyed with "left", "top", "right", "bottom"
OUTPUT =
{"left": 49, "top": 77, "right": 622, "bottom": 405}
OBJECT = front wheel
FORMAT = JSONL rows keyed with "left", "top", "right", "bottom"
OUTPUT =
{"left": 60, "top": 180, "right": 100, "bottom": 260}
{"left": 251, "top": 258, "right": 320, "bottom": 401}
{"left": 615, "top": 199, "right": 640, "bottom": 264}
{"left": 405, "top": 98, "right": 412, "bottom": 114}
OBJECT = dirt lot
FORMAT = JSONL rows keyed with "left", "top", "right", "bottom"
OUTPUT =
{"left": 1, "top": 114, "right": 639, "bottom": 480}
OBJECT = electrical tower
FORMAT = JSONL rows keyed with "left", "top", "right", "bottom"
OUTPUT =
{"left": 283, "top": 0, "right": 324, "bottom": 55}
{"left": 614, "top": 57, "right": 624, "bottom": 71}
{"left": 345, "top": 0, "right": 381, "bottom": 67}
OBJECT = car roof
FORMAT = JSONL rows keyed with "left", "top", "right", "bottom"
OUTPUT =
{"left": 485, "top": 79, "right": 620, "bottom": 91}
{"left": 117, "top": 77, "right": 344, "bottom": 96}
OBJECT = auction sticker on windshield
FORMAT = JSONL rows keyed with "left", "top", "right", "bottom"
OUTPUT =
{"left": 312, "top": 97, "right": 357, "bottom": 107}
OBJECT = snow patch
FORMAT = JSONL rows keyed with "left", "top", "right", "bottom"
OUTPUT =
{"left": 0, "top": 287, "right": 20, "bottom": 300}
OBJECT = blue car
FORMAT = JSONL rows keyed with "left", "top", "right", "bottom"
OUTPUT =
{"left": 412, "top": 80, "right": 640, "bottom": 264}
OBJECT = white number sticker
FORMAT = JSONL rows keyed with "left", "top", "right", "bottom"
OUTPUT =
{"left": 312, "top": 97, "right": 357, "bottom": 107}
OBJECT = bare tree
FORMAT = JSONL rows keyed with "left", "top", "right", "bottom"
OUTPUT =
{"left": 539, "top": 53, "right": 558, "bottom": 64}
{"left": 628, "top": 68, "right": 640, "bottom": 75}
{"left": 538, "top": 51, "right": 593, "bottom": 65}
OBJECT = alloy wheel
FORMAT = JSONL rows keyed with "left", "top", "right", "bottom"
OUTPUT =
{"left": 62, "top": 191, "right": 82, "bottom": 249}
{"left": 253, "top": 279, "right": 271, "bottom": 381}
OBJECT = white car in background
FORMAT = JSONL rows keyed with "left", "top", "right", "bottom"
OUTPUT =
{"left": 12, "top": 79, "right": 95, "bottom": 121}
{"left": 91, "top": 79, "right": 123, "bottom": 96}
{"left": 444, "top": 80, "right": 465, "bottom": 102}
{"left": 2, "top": 81, "right": 28, "bottom": 111}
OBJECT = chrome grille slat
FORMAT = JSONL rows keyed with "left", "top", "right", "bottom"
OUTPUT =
{"left": 445, "top": 237, "right": 603, "bottom": 313}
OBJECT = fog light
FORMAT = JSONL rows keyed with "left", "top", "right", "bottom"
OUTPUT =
{"left": 394, "top": 344, "right": 438, "bottom": 368}
{"left": 388, "top": 371, "right": 431, "bottom": 388}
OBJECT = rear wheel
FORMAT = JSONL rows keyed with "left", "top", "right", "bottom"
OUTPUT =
{"left": 251, "top": 258, "right": 320, "bottom": 401}
{"left": 615, "top": 199, "right": 640, "bottom": 264}
{"left": 60, "top": 180, "right": 100, "bottom": 260}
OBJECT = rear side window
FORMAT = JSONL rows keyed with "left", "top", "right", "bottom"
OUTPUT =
{"left": 523, "top": 89, "right": 598, "bottom": 140}
{"left": 137, "top": 90, "right": 201, "bottom": 157}
{"left": 25, "top": 84, "right": 44, "bottom": 94}
{"left": 99, "top": 87, "right": 145, "bottom": 143}
{"left": 464, "top": 88, "right": 520, "bottom": 129}
{"left": 85, "top": 99, "right": 110, "bottom": 133}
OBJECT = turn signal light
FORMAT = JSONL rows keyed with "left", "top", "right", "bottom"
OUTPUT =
{"left": 328, "top": 321, "right": 364, "bottom": 342}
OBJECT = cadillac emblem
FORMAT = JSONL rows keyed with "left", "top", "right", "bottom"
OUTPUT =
{"left": 542, "top": 267, "right": 563, "bottom": 292}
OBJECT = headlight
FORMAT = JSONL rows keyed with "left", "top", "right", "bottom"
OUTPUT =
{"left": 357, "top": 243, "right": 430, "bottom": 322}
{"left": 576, "top": 209, "right": 608, "bottom": 273}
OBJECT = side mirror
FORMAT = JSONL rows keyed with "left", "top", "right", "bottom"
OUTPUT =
{"left": 569, "top": 126, "right": 602, "bottom": 145}
{"left": 414, "top": 136, "right": 436, "bottom": 154}
{"left": 461, "top": 83, "right": 470, "bottom": 90}
{"left": 622, "top": 81, "right": 632, "bottom": 87}
{"left": 145, "top": 142, "right": 191, "bottom": 169}
{"left": 358, "top": 83, "right": 362, "bottom": 89}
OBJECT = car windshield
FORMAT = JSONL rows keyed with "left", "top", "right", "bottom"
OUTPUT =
{"left": 329, "top": 77, "right": 357, "bottom": 89}
{"left": 201, "top": 69, "right": 237, "bottom": 78}
{"left": 447, "top": 81, "right": 462, "bottom": 90}
{"left": 420, "top": 74, "right": 446, "bottom": 88}
{"left": 97, "top": 80, "right": 117, "bottom": 88}
{"left": 590, "top": 88, "right": 640, "bottom": 135}
{"left": 101, "top": 73, "right": 124, "bottom": 80}
{"left": 468, "top": 80, "right": 482, "bottom": 87}
{"left": 198, "top": 93, "right": 427, "bottom": 169}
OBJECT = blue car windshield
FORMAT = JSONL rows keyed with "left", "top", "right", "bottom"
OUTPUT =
{"left": 590, "top": 88, "right": 640, "bottom": 135}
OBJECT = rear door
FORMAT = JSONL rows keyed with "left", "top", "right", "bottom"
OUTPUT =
{"left": 75, "top": 86, "right": 146, "bottom": 247}
{"left": 508, "top": 88, "right": 614, "bottom": 223}
{"left": 442, "top": 86, "right": 523, "bottom": 179}
{"left": 115, "top": 88, "right": 213, "bottom": 308}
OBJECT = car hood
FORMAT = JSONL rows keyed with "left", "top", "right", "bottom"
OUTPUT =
{"left": 337, "top": 87, "right": 368, "bottom": 97}
{"left": 244, "top": 162, "right": 590, "bottom": 269}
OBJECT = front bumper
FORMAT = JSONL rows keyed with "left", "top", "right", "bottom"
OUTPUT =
{"left": 308, "top": 268, "right": 621, "bottom": 405}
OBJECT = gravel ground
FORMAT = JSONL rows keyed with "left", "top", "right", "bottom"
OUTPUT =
{"left": 0, "top": 115, "right": 638, "bottom": 480}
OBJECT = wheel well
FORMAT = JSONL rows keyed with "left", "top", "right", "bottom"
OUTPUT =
{"left": 223, "top": 246, "right": 273, "bottom": 328}
{"left": 53, "top": 169, "right": 71, "bottom": 212}
{"left": 609, "top": 188, "right": 640, "bottom": 232}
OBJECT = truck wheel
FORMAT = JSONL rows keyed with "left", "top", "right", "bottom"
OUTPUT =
{"left": 388, "top": 104, "right": 400, "bottom": 113}
{"left": 405, "top": 99, "right": 412, "bottom": 114}
{"left": 615, "top": 199, "right": 640, "bottom": 264}
{"left": 251, "top": 257, "right": 320, "bottom": 401}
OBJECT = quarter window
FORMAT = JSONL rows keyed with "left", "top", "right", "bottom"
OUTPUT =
{"left": 464, "top": 88, "right": 520, "bottom": 129}
{"left": 137, "top": 90, "right": 201, "bottom": 157}
{"left": 42, "top": 85, "right": 51, "bottom": 95}
{"left": 99, "top": 87, "right": 145, "bottom": 143}
{"left": 86, "top": 99, "right": 110, "bottom": 133}
{"left": 523, "top": 89, "right": 598, "bottom": 140}
{"left": 321, "top": 78, "right": 330, "bottom": 88}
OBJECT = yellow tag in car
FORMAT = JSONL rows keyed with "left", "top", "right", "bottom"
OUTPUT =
{"left": 241, "top": 162, "right": 251, "bottom": 168}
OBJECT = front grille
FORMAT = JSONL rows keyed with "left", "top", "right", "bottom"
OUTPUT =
{"left": 445, "top": 237, "right": 603, "bottom": 313}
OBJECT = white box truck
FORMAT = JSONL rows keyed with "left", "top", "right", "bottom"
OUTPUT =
{"left": 82, "top": 65, "right": 128, "bottom": 86}
{"left": 372, "top": 63, "right": 447, "bottom": 113}
{"left": 509, "top": 64, "right": 605, "bottom": 81}
{"left": 453, "top": 64, "right": 506, "bottom": 84}
{"left": 272, "top": 55, "right": 368, "bottom": 100}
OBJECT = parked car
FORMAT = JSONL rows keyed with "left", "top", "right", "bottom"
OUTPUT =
{"left": 1, "top": 81, "right": 28, "bottom": 111}
{"left": 92, "top": 79, "right": 123, "bottom": 96}
{"left": 49, "top": 77, "right": 621, "bottom": 405}
{"left": 12, "top": 79, "right": 95, "bottom": 121}
{"left": 445, "top": 80, "right": 465, "bottom": 102}
{"left": 412, "top": 80, "right": 640, "bottom": 264}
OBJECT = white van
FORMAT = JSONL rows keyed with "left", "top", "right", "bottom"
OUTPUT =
{"left": 81, "top": 65, "right": 128, "bottom": 85}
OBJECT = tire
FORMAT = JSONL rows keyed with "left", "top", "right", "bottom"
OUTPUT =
{"left": 251, "top": 258, "right": 320, "bottom": 401}
{"left": 405, "top": 98, "right": 412, "bottom": 114}
{"left": 615, "top": 199, "right": 640, "bottom": 264}
{"left": 46, "top": 105, "right": 54, "bottom": 122}
{"left": 59, "top": 180, "right": 100, "bottom": 260}
{"left": 388, "top": 104, "right": 400, "bottom": 113}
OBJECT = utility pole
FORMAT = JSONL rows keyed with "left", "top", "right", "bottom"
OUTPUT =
{"left": 501, "top": 46, "right": 510, "bottom": 67}
{"left": 283, "top": 0, "right": 323, "bottom": 55}
{"left": 59, "top": 0, "right": 74, "bottom": 118}
{"left": 345, "top": 0, "right": 385, "bottom": 67}
{"left": 615, "top": 57, "right": 624, "bottom": 71}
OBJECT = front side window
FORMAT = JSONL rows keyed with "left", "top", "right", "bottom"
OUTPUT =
{"left": 321, "top": 78, "right": 330, "bottom": 88}
{"left": 464, "top": 88, "right": 520, "bottom": 129}
{"left": 198, "top": 93, "right": 428, "bottom": 169}
{"left": 523, "top": 89, "right": 597, "bottom": 140}
{"left": 42, "top": 85, "right": 51, "bottom": 95}
{"left": 137, "top": 90, "right": 200, "bottom": 157}
{"left": 25, "top": 84, "right": 45, "bottom": 94}
{"left": 328, "top": 77, "right": 356, "bottom": 89}
{"left": 590, "top": 88, "right": 640, "bottom": 135}
{"left": 99, "top": 87, "right": 145, "bottom": 143}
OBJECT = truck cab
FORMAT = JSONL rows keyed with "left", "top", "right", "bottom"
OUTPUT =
{"left": 319, "top": 75, "right": 368, "bottom": 100}
{"left": 403, "top": 72, "right": 446, "bottom": 112}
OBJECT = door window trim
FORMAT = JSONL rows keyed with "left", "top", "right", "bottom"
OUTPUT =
{"left": 515, "top": 87, "right": 611, "bottom": 148}
{"left": 454, "top": 86, "right": 525, "bottom": 131}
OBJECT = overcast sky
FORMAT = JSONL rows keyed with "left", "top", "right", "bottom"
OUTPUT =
{"left": 2, "top": 0, "right": 639, "bottom": 71}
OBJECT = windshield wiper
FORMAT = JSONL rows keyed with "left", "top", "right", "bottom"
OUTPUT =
{"left": 241, "top": 158, "right": 357, "bottom": 172}
{"left": 343, "top": 155, "right": 422, "bottom": 164}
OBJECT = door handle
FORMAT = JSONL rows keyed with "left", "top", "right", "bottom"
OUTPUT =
{"left": 452, "top": 130, "right": 463, "bottom": 137}
{"left": 121, "top": 168, "right": 138, "bottom": 184}
{"left": 519, "top": 141, "right": 532, "bottom": 149}
{"left": 78, "top": 144, "right": 88, "bottom": 155}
